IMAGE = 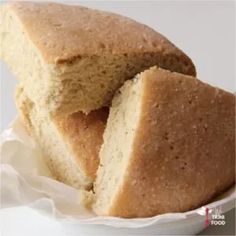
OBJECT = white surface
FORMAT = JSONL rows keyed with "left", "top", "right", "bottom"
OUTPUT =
{"left": 0, "top": 207, "right": 235, "bottom": 235}
{"left": 0, "top": 1, "right": 235, "bottom": 235}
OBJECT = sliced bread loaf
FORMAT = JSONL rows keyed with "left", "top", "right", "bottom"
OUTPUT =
{"left": 1, "top": 2, "right": 196, "bottom": 115}
{"left": 94, "top": 67, "right": 235, "bottom": 217}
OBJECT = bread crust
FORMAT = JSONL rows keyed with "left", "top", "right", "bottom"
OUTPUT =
{"left": 3, "top": 2, "right": 195, "bottom": 75}
{"left": 54, "top": 108, "right": 108, "bottom": 180}
{"left": 102, "top": 68, "right": 235, "bottom": 217}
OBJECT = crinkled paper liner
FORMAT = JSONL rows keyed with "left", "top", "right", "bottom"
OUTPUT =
{"left": 0, "top": 118, "right": 235, "bottom": 228}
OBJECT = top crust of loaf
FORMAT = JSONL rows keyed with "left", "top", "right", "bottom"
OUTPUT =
{"left": 2, "top": 1, "right": 195, "bottom": 74}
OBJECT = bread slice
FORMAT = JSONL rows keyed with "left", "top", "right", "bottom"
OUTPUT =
{"left": 15, "top": 86, "right": 108, "bottom": 190}
{"left": 1, "top": 2, "right": 196, "bottom": 116}
{"left": 94, "top": 67, "right": 235, "bottom": 217}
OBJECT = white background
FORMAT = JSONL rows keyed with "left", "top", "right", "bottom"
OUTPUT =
{"left": 0, "top": 0, "right": 235, "bottom": 235}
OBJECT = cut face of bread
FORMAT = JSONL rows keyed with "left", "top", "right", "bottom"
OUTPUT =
{"left": 15, "top": 86, "right": 108, "bottom": 190}
{"left": 94, "top": 67, "right": 235, "bottom": 217}
{"left": 1, "top": 2, "right": 196, "bottom": 115}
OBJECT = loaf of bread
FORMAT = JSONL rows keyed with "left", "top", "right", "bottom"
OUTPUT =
{"left": 0, "top": 2, "right": 196, "bottom": 116}
{"left": 15, "top": 86, "right": 108, "bottom": 190}
{"left": 94, "top": 67, "right": 235, "bottom": 217}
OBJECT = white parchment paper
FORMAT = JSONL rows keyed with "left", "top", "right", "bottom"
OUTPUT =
{"left": 0, "top": 118, "right": 235, "bottom": 228}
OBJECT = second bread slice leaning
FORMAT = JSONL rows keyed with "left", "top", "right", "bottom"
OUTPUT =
{"left": 94, "top": 67, "right": 235, "bottom": 218}
{"left": 15, "top": 86, "right": 108, "bottom": 190}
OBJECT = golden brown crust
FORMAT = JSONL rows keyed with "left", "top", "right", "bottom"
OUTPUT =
{"left": 4, "top": 2, "right": 195, "bottom": 75}
{"left": 109, "top": 68, "right": 235, "bottom": 217}
{"left": 55, "top": 108, "right": 108, "bottom": 180}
